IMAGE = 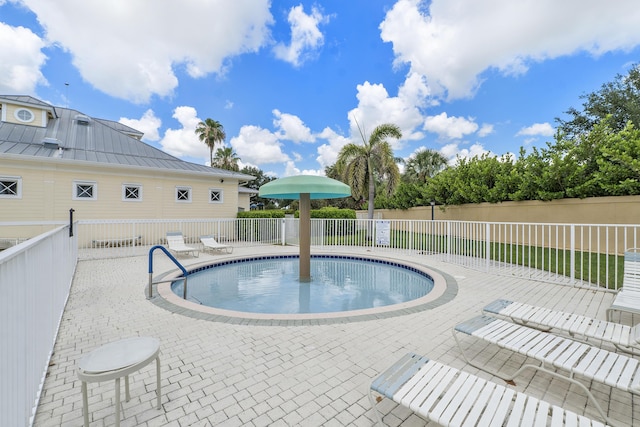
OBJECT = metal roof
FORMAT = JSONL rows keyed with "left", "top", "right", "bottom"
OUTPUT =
{"left": 0, "top": 96, "right": 253, "bottom": 180}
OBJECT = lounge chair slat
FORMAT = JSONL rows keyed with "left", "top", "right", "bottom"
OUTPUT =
{"left": 505, "top": 392, "right": 528, "bottom": 427}
{"left": 533, "top": 399, "right": 550, "bottom": 427}
{"left": 434, "top": 373, "right": 479, "bottom": 425}
{"left": 453, "top": 315, "right": 638, "bottom": 425}
{"left": 475, "top": 386, "right": 514, "bottom": 426}
{"left": 370, "top": 352, "right": 609, "bottom": 427}
{"left": 483, "top": 298, "right": 639, "bottom": 354}
{"left": 608, "top": 248, "right": 640, "bottom": 320}
{"left": 400, "top": 361, "right": 453, "bottom": 410}
{"left": 460, "top": 380, "right": 497, "bottom": 426}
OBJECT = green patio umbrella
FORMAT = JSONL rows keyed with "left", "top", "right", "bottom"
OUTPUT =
{"left": 259, "top": 175, "right": 351, "bottom": 281}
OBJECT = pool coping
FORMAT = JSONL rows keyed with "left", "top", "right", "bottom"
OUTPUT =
{"left": 150, "top": 252, "right": 459, "bottom": 326}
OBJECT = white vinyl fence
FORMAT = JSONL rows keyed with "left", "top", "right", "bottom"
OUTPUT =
{"left": 0, "top": 225, "right": 77, "bottom": 427}
{"left": 2, "top": 217, "right": 639, "bottom": 426}
{"left": 75, "top": 218, "right": 283, "bottom": 259}
{"left": 75, "top": 218, "right": 640, "bottom": 291}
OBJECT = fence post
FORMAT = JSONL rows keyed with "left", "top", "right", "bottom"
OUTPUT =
{"left": 485, "top": 222, "right": 491, "bottom": 272}
{"left": 281, "top": 218, "right": 286, "bottom": 246}
{"left": 446, "top": 221, "right": 452, "bottom": 262}
{"left": 570, "top": 224, "right": 576, "bottom": 284}
{"left": 69, "top": 208, "right": 75, "bottom": 237}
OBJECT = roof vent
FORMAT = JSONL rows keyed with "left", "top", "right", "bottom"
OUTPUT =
{"left": 75, "top": 114, "right": 91, "bottom": 125}
{"left": 42, "top": 137, "right": 63, "bottom": 149}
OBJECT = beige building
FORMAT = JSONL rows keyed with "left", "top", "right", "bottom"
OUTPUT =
{"left": 0, "top": 95, "right": 255, "bottom": 223}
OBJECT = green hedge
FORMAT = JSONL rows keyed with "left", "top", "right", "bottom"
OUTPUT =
{"left": 293, "top": 207, "right": 356, "bottom": 219}
{"left": 237, "top": 210, "right": 285, "bottom": 219}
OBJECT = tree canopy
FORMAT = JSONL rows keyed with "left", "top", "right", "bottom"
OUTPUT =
{"left": 556, "top": 64, "right": 640, "bottom": 138}
{"left": 195, "top": 118, "right": 226, "bottom": 167}
{"left": 335, "top": 123, "right": 402, "bottom": 219}
{"left": 212, "top": 147, "right": 240, "bottom": 171}
{"left": 377, "top": 65, "right": 640, "bottom": 209}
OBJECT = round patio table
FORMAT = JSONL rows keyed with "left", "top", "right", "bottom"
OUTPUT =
{"left": 77, "top": 336, "right": 161, "bottom": 427}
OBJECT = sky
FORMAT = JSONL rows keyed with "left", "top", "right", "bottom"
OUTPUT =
{"left": 2, "top": 0, "right": 640, "bottom": 179}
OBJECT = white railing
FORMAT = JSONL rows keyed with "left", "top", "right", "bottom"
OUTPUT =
{"left": 76, "top": 218, "right": 283, "bottom": 259}
{"left": 0, "top": 225, "right": 77, "bottom": 427}
{"left": 75, "top": 217, "right": 640, "bottom": 289}
{"left": 311, "top": 219, "right": 640, "bottom": 291}
{"left": 2, "top": 217, "right": 639, "bottom": 426}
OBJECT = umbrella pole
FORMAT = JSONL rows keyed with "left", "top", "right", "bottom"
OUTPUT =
{"left": 299, "top": 193, "right": 311, "bottom": 282}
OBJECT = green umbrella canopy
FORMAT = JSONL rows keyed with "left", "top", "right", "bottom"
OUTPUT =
{"left": 259, "top": 175, "right": 350, "bottom": 200}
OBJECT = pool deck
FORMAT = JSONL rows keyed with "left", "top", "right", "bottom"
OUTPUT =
{"left": 34, "top": 245, "right": 638, "bottom": 426}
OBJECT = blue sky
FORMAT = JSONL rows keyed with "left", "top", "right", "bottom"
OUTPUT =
{"left": 2, "top": 0, "right": 640, "bottom": 178}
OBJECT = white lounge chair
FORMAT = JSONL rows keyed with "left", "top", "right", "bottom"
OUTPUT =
{"left": 453, "top": 315, "right": 640, "bottom": 425}
{"left": 166, "top": 231, "right": 198, "bottom": 257}
{"left": 200, "top": 235, "right": 232, "bottom": 254}
{"left": 369, "top": 352, "right": 608, "bottom": 427}
{"left": 483, "top": 298, "right": 640, "bottom": 354}
{"left": 607, "top": 248, "right": 640, "bottom": 321}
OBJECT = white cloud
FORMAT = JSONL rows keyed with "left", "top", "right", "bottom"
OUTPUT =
{"left": 516, "top": 122, "right": 555, "bottom": 137}
{"left": 119, "top": 109, "right": 162, "bottom": 142}
{"left": 424, "top": 112, "right": 478, "bottom": 140}
{"left": 273, "top": 4, "right": 329, "bottom": 67}
{"left": 315, "top": 127, "right": 351, "bottom": 169}
{"left": 0, "top": 22, "right": 47, "bottom": 94}
{"left": 283, "top": 160, "right": 324, "bottom": 177}
{"left": 380, "top": 0, "right": 640, "bottom": 100}
{"left": 478, "top": 123, "right": 494, "bottom": 137}
{"left": 19, "top": 0, "right": 273, "bottom": 103}
{"left": 230, "top": 125, "right": 290, "bottom": 165}
{"left": 441, "top": 142, "right": 489, "bottom": 164}
{"left": 347, "top": 80, "right": 426, "bottom": 148}
{"left": 158, "top": 106, "right": 206, "bottom": 160}
{"left": 272, "top": 109, "right": 315, "bottom": 143}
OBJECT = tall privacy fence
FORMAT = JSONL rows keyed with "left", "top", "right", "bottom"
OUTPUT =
{"left": 0, "top": 225, "right": 77, "bottom": 427}
{"left": 70, "top": 218, "right": 640, "bottom": 290}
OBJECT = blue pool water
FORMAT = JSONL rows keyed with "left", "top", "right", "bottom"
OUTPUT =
{"left": 171, "top": 255, "right": 434, "bottom": 314}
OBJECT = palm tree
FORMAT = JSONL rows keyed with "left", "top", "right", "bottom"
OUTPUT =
{"left": 404, "top": 148, "right": 448, "bottom": 183}
{"left": 212, "top": 147, "right": 240, "bottom": 171}
{"left": 195, "top": 118, "right": 226, "bottom": 167}
{"left": 336, "top": 122, "right": 402, "bottom": 219}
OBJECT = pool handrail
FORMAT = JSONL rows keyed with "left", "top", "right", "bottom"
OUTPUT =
{"left": 148, "top": 245, "right": 188, "bottom": 299}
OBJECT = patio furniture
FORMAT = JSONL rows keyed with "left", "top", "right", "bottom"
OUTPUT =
{"left": 453, "top": 315, "right": 640, "bottom": 425}
{"left": 166, "top": 231, "right": 199, "bottom": 257}
{"left": 369, "top": 352, "right": 608, "bottom": 427}
{"left": 200, "top": 235, "right": 233, "bottom": 254}
{"left": 77, "top": 337, "right": 162, "bottom": 427}
{"left": 483, "top": 298, "right": 640, "bottom": 354}
{"left": 92, "top": 235, "right": 142, "bottom": 248}
{"left": 607, "top": 248, "right": 640, "bottom": 321}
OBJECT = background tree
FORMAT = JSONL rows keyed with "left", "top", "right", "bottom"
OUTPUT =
{"left": 403, "top": 148, "right": 448, "bottom": 183}
{"left": 239, "top": 165, "right": 279, "bottom": 208}
{"left": 590, "top": 119, "right": 640, "bottom": 196}
{"left": 556, "top": 64, "right": 640, "bottom": 138}
{"left": 212, "top": 147, "right": 240, "bottom": 171}
{"left": 336, "top": 123, "right": 402, "bottom": 219}
{"left": 195, "top": 118, "right": 226, "bottom": 167}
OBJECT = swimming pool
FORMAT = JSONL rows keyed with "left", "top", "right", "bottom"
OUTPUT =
{"left": 156, "top": 253, "right": 453, "bottom": 323}
{"left": 171, "top": 255, "right": 434, "bottom": 314}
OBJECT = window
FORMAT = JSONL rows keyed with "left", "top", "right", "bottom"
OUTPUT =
{"left": 73, "top": 181, "right": 97, "bottom": 200}
{"left": 176, "top": 186, "right": 191, "bottom": 202}
{"left": 122, "top": 184, "right": 142, "bottom": 201}
{"left": 209, "top": 188, "right": 223, "bottom": 204}
{"left": 0, "top": 176, "right": 21, "bottom": 198}
{"left": 14, "top": 108, "right": 34, "bottom": 123}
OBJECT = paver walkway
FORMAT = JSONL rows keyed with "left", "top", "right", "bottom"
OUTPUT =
{"left": 34, "top": 246, "right": 637, "bottom": 426}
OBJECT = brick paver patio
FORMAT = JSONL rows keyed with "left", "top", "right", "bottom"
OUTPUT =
{"left": 33, "top": 246, "right": 637, "bottom": 426}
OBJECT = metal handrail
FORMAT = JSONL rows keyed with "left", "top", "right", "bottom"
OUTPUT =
{"left": 148, "top": 245, "right": 188, "bottom": 299}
